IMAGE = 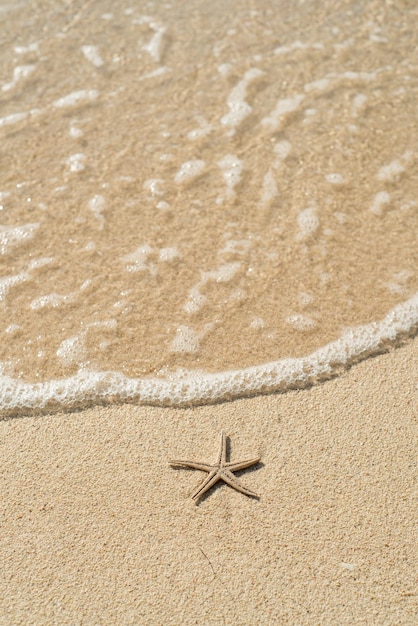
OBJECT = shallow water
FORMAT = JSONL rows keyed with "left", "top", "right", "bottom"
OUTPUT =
{"left": 1, "top": 0, "right": 417, "bottom": 413}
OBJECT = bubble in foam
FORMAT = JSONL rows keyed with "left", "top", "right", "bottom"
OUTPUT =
{"left": 385, "top": 270, "right": 412, "bottom": 295}
{"left": 221, "top": 239, "right": 251, "bottom": 255}
{"left": 298, "top": 292, "right": 314, "bottom": 306}
{"left": 81, "top": 45, "right": 104, "bottom": 68}
{"left": 187, "top": 118, "right": 212, "bottom": 140}
{"left": 5, "top": 324, "right": 21, "bottom": 334}
{"left": 325, "top": 173, "right": 345, "bottom": 186}
{"left": 376, "top": 159, "right": 405, "bottom": 183}
{"left": 69, "top": 123, "right": 84, "bottom": 138}
{"left": 285, "top": 314, "right": 316, "bottom": 331}
{"left": 212, "top": 262, "right": 241, "bottom": 282}
{"left": 369, "top": 191, "right": 390, "bottom": 215}
{"left": 183, "top": 262, "right": 241, "bottom": 314}
{"left": 0, "top": 273, "right": 30, "bottom": 301}
{"left": 184, "top": 287, "right": 207, "bottom": 314}
{"left": 220, "top": 68, "right": 264, "bottom": 133}
{"left": 121, "top": 245, "right": 155, "bottom": 274}
{"left": 28, "top": 257, "right": 54, "bottom": 270}
{"left": 273, "top": 140, "right": 292, "bottom": 161}
{"left": 304, "top": 77, "right": 330, "bottom": 93}
{"left": 159, "top": 247, "right": 180, "bottom": 262}
{"left": 56, "top": 334, "right": 87, "bottom": 367}
{"left": 334, "top": 212, "right": 348, "bottom": 224}
{"left": 53, "top": 90, "right": 99, "bottom": 108}
{"left": 0, "top": 112, "right": 28, "bottom": 128}
{"left": 15, "top": 42, "right": 39, "bottom": 54}
{"left": 169, "top": 325, "right": 200, "bottom": 353}
{"left": 143, "top": 179, "right": 164, "bottom": 196}
{"left": 297, "top": 207, "right": 319, "bottom": 239}
{"left": 0, "top": 222, "right": 39, "bottom": 255}
{"left": 66, "top": 153, "right": 86, "bottom": 173}
{"left": 30, "top": 292, "right": 75, "bottom": 310}
{"left": 174, "top": 160, "right": 205, "bottom": 184}
{"left": 218, "top": 63, "right": 232, "bottom": 76}
{"left": 260, "top": 170, "right": 278, "bottom": 206}
{"left": 2, "top": 64, "right": 36, "bottom": 92}
{"left": 137, "top": 16, "right": 166, "bottom": 63}
{"left": 352, "top": 93, "right": 368, "bottom": 112}
{"left": 261, "top": 94, "right": 305, "bottom": 132}
{"left": 217, "top": 155, "right": 243, "bottom": 199}
{"left": 250, "top": 317, "right": 265, "bottom": 329}
{"left": 88, "top": 194, "right": 106, "bottom": 227}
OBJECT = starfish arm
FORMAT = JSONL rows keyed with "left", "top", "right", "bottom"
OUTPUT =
{"left": 225, "top": 456, "right": 260, "bottom": 471}
{"left": 221, "top": 469, "right": 259, "bottom": 498}
{"left": 191, "top": 470, "right": 221, "bottom": 501}
{"left": 169, "top": 460, "right": 214, "bottom": 472}
{"left": 217, "top": 431, "right": 227, "bottom": 466}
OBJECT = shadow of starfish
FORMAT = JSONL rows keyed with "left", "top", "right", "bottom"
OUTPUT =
{"left": 169, "top": 431, "right": 260, "bottom": 502}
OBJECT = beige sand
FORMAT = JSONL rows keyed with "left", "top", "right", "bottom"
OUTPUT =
{"left": 1, "top": 338, "right": 416, "bottom": 625}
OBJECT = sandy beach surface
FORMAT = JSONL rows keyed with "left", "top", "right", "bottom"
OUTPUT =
{"left": 1, "top": 4, "right": 418, "bottom": 622}
{"left": 1, "top": 338, "right": 416, "bottom": 625}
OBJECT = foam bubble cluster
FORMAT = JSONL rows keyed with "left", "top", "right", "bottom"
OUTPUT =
{"left": 0, "top": 222, "right": 39, "bottom": 255}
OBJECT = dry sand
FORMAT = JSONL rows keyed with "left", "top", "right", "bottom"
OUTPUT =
{"left": 1, "top": 338, "right": 417, "bottom": 625}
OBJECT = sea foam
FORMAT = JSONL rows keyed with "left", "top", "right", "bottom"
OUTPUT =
{"left": 1, "top": 294, "right": 417, "bottom": 415}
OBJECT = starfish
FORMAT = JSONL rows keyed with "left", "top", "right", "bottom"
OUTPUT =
{"left": 169, "top": 432, "right": 260, "bottom": 502}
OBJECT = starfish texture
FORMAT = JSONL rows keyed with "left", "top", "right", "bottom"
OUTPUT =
{"left": 169, "top": 432, "right": 260, "bottom": 501}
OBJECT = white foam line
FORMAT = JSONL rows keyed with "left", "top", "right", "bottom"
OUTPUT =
{"left": 2, "top": 64, "right": 36, "bottom": 92}
{"left": 139, "top": 66, "right": 170, "bottom": 81}
{"left": 1, "top": 294, "right": 418, "bottom": 414}
{"left": 274, "top": 40, "right": 324, "bottom": 55}
{"left": 261, "top": 94, "right": 305, "bottom": 132}
{"left": 0, "top": 109, "right": 41, "bottom": 129}
{"left": 0, "top": 273, "right": 30, "bottom": 301}
{"left": 81, "top": 45, "right": 104, "bottom": 68}
{"left": 136, "top": 16, "right": 166, "bottom": 63}
{"left": 261, "top": 67, "right": 388, "bottom": 134}
{"left": 1, "top": 87, "right": 100, "bottom": 133}
{"left": 144, "top": 27, "right": 165, "bottom": 63}
{"left": 221, "top": 68, "right": 264, "bottom": 134}
{"left": 53, "top": 90, "right": 99, "bottom": 108}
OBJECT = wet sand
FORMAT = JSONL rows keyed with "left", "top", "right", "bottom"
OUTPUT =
{"left": 1, "top": 0, "right": 418, "bottom": 389}
{"left": 1, "top": 337, "right": 416, "bottom": 625}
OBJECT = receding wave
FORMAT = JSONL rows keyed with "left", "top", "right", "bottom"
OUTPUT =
{"left": 1, "top": 294, "right": 417, "bottom": 417}
{"left": 2, "top": 1, "right": 417, "bottom": 417}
